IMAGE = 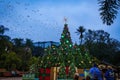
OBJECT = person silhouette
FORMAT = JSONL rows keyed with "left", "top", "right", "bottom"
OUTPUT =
{"left": 105, "top": 66, "right": 115, "bottom": 80}
{"left": 89, "top": 63, "right": 103, "bottom": 80}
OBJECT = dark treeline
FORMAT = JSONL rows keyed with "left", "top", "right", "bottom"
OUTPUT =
{"left": 0, "top": 25, "right": 42, "bottom": 71}
{"left": 76, "top": 26, "right": 120, "bottom": 66}
{"left": 0, "top": 25, "right": 120, "bottom": 71}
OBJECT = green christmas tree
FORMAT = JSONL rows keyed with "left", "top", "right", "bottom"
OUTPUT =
{"left": 40, "top": 49, "right": 52, "bottom": 68}
{"left": 51, "top": 48, "right": 62, "bottom": 67}
{"left": 73, "top": 43, "right": 83, "bottom": 68}
{"left": 65, "top": 51, "right": 74, "bottom": 66}
{"left": 83, "top": 51, "right": 93, "bottom": 68}
{"left": 68, "top": 62, "right": 76, "bottom": 79}
{"left": 58, "top": 62, "right": 67, "bottom": 79}
{"left": 60, "top": 23, "right": 73, "bottom": 54}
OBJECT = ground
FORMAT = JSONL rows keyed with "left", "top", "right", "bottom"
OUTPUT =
{"left": 0, "top": 77, "right": 22, "bottom": 80}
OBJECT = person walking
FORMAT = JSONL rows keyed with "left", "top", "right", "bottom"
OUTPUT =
{"left": 89, "top": 63, "right": 103, "bottom": 80}
{"left": 105, "top": 66, "right": 115, "bottom": 80}
{"left": 74, "top": 72, "right": 79, "bottom": 80}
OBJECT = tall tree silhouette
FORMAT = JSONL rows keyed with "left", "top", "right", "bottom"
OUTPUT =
{"left": 0, "top": 25, "right": 12, "bottom": 55}
{"left": 98, "top": 0, "right": 120, "bottom": 25}
{"left": 0, "top": 25, "right": 9, "bottom": 35}
{"left": 12, "top": 38, "right": 24, "bottom": 47}
{"left": 76, "top": 26, "right": 86, "bottom": 45}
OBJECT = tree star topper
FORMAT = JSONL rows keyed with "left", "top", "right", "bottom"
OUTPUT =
{"left": 64, "top": 17, "right": 67, "bottom": 24}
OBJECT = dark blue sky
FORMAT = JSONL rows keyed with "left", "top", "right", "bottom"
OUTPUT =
{"left": 0, "top": 0, "right": 120, "bottom": 43}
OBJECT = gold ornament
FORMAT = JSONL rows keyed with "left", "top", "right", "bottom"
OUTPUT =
{"left": 89, "top": 61, "right": 91, "bottom": 64}
{"left": 81, "top": 61, "right": 84, "bottom": 63}
{"left": 41, "top": 61, "right": 43, "bottom": 63}
{"left": 68, "top": 61, "right": 70, "bottom": 63}
{"left": 47, "top": 57, "right": 49, "bottom": 59}
{"left": 44, "top": 49, "right": 47, "bottom": 51}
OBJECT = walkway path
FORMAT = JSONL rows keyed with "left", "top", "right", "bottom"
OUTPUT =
{"left": 0, "top": 77, "right": 22, "bottom": 80}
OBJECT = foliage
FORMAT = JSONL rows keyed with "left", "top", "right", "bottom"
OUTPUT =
{"left": 0, "top": 25, "right": 12, "bottom": 55}
{"left": 0, "top": 52, "right": 21, "bottom": 70}
{"left": 76, "top": 26, "right": 86, "bottom": 45}
{"left": 29, "top": 56, "right": 39, "bottom": 67}
{"left": 39, "top": 54, "right": 52, "bottom": 68}
{"left": 68, "top": 63, "right": 76, "bottom": 79}
{"left": 98, "top": 0, "right": 120, "bottom": 25}
{"left": 83, "top": 52, "right": 94, "bottom": 68}
{"left": 81, "top": 28, "right": 120, "bottom": 66}
{"left": 12, "top": 38, "right": 24, "bottom": 47}
{"left": 64, "top": 52, "right": 74, "bottom": 66}
{"left": 43, "top": 24, "right": 96, "bottom": 69}
{"left": 60, "top": 23, "right": 73, "bottom": 54}
{"left": 33, "top": 46, "right": 44, "bottom": 57}
{"left": 58, "top": 62, "right": 67, "bottom": 79}
{"left": 0, "top": 25, "right": 9, "bottom": 35}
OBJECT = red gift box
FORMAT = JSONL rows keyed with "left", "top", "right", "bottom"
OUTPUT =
{"left": 46, "top": 68, "right": 51, "bottom": 74}
{"left": 66, "top": 66, "right": 69, "bottom": 75}
{"left": 39, "top": 76, "right": 42, "bottom": 80}
{"left": 44, "top": 76, "right": 50, "bottom": 80}
{"left": 39, "top": 68, "right": 44, "bottom": 73}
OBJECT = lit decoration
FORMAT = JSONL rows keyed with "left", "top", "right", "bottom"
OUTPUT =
{"left": 44, "top": 49, "right": 47, "bottom": 51}
{"left": 39, "top": 23, "right": 98, "bottom": 75}
{"left": 68, "top": 61, "right": 70, "bottom": 63}
{"left": 66, "top": 40, "right": 69, "bottom": 43}
{"left": 60, "top": 23, "right": 73, "bottom": 55}
{"left": 69, "top": 44, "right": 72, "bottom": 47}
{"left": 81, "top": 61, "right": 84, "bottom": 63}
{"left": 89, "top": 61, "right": 91, "bottom": 64}
{"left": 47, "top": 57, "right": 49, "bottom": 59}
{"left": 52, "top": 46, "right": 54, "bottom": 48}
{"left": 61, "top": 35, "right": 64, "bottom": 38}
{"left": 41, "top": 61, "right": 43, "bottom": 63}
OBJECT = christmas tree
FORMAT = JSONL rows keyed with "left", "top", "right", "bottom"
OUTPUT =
{"left": 83, "top": 51, "right": 93, "bottom": 68}
{"left": 60, "top": 23, "right": 73, "bottom": 54}
{"left": 65, "top": 51, "right": 74, "bottom": 66}
{"left": 68, "top": 62, "right": 76, "bottom": 79}
{"left": 73, "top": 43, "right": 83, "bottom": 68}
{"left": 39, "top": 22, "right": 99, "bottom": 70}
{"left": 40, "top": 48, "right": 52, "bottom": 68}
{"left": 51, "top": 47, "right": 62, "bottom": 67}
{"left": 58, "top": 62, "right": 67, "bottom": 79}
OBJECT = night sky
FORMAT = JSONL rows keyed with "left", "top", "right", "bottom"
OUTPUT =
{"left": 0, "top": 0, "right": 120, "bottom": 43}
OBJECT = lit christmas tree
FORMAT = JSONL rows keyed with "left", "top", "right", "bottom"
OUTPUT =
{"left": 51, "top": 48, "right": 62, "bottom": 67}
{"left": 65, "top": 51, "right": 74, "bottom": 66}
{"left": 68, "top": 62, "right": 76, "bottom": 79}
{"left": 73, "top": 43, "right": 83, "bottom": 68}
{"left": 38, "top": 22, "right": 99, "bottom": 74}
{"left": 83, "top": 51, "right": 93, "bottom": 68}
{"left": 39, "top": 54, "right": 52, "bottom": 68}
{"left": 58, "top": 62, "right": 67, "bottom": 79}
{"left": 60, "top": 23, "right": 73, "bottom": 55}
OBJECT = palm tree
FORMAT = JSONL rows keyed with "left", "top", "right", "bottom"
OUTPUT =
{"left": 76, "top": 26, "right": 86, "bottom": 45}
{"left": 0, "top": 25, "right": 12, "bottom": 55}
{"left": 0, "top": 25, "right": 9, "bottom": 35}
{"left": 12, "top": 38, "right": 24, "bottom": 47}
{"left": 98, "top": 0, "right": 120, "bottom": 25}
